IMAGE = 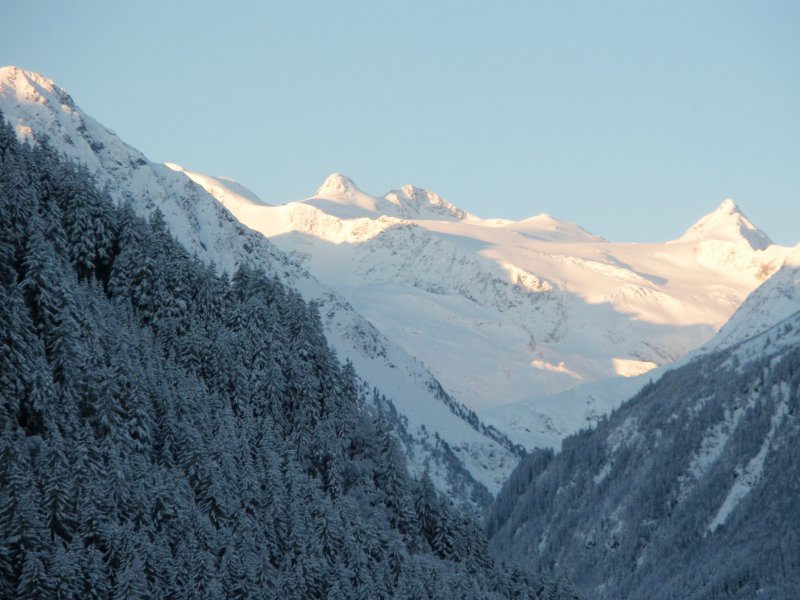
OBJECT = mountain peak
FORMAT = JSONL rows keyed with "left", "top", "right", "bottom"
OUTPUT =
{"left": 0, "top": 66, "right": 52, "bottom": 87}
{"left": 717, "top": 198, "right": 739, "bottom": 213}
{"left": 383, "top": 184, "right": 470, "bottom": 221}
{"left": 0, "top": 66, "right": 69, "bottom": 108}
{"left": 316, "top": 172, "right": 360, "bottom": 197}
{"left": 676, "top": 198, "right": 773, "bottom": 250}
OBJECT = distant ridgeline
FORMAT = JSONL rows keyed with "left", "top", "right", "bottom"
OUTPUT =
{"left": 489, "top": 303, "right": 800, "bottom": 597}
{"left": 0, "top": 113, "right": 580, "bottom": 598}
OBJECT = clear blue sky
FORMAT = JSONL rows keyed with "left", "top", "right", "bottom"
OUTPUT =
{"left": 4, "top": 1, "right": 799, "bottom": 244}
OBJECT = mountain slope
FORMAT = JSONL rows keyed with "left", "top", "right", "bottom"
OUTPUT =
{"left": 165, "top": 162, "right": 270, "bottom": 210}
{"left": 181, "top": 157, "right": 790, "bottom": 447}
{"left": 704, "top": 247, "right": 800, "bottom": 351}
{"left": 487, "top": 258, "right": 800, "bottom": 599}
{"left": 0, "top": 129, "right": 569, "bottom": 599}
{"left": 0, "top": 66, "right": 520, "bottom": 501}
{"left": 485, "top": 246, "right": 800, "bottom": 448}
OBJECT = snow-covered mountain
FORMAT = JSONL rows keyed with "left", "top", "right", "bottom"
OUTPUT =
{"left": 178, "top": 162, "right": 791, "bottom": 448}
{"left": 0, "top": 66, "right": 521, "bottom": 501}
{"left": 5, "top": 65, "right": 794, "bottom": 462}
{"left": 486, "top": 251, "right": 800, "bottom": 599}
{"left": 484, "top": 246, "right": 800, "bottom": 449}
{"left": 704, "top": 246, "right": 800, "bottom": 351}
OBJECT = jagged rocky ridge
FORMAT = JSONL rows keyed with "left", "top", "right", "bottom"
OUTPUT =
{"left": 487, "top": 259, "right": 800, "bottom": 599}
{"left": 0, "top": 117, "right": 582, "bottom": 599}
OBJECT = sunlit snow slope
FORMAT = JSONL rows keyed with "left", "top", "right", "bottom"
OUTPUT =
{"left": 179, "top": 168, "right": 792, "bottom": 448}
{"left": 0, "top": 66, "right": 521, "bottom": 499}
{"left": 704, "top": 247, "right": 800, "bottom": 351}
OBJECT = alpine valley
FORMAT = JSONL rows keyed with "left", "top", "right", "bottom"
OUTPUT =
{"left": 3, "top": 67, "right": 792, "bottom": 456}
{"left": 2, "top": 66, "right": 799, "bottom": 599}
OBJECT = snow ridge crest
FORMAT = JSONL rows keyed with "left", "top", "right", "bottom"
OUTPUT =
{"left": 384, "top": 184, "right": 469, "bottom": 220}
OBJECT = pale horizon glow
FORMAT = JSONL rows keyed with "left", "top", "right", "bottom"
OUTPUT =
{"left": 2, "top": 1, "right": 799, "bottom": 245}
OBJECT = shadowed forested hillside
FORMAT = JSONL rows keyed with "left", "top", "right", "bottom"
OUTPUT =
{"left": 0, "top": 113, "right": 581, "bottom": 598}
{"left": 489, "top": 304, "right": 800, "bottom": 599}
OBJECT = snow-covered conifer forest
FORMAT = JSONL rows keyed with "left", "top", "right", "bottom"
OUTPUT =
{"left": 0, "top": 112, "right": 582, "bottom": 598}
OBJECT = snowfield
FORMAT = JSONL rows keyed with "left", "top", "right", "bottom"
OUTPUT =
{"left": 175, "top": 169, "right": 792, "bottom": 449}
